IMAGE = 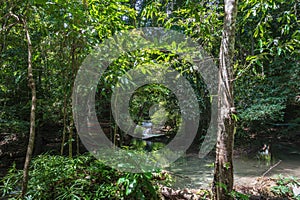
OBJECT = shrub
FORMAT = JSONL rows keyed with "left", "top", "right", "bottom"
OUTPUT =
{"left": 0, "top": 153, "right": 168, "bottom": 199}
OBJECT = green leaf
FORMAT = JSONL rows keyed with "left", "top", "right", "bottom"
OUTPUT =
{"left": 117, "top": 177, "right": 126, "bottom": 185}
{"left": 277, "top": 47, "right": 282, "bottom": 56}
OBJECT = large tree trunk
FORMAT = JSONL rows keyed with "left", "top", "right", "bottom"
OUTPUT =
{"left": 213, "top": 0, "right": 238, "bottom": 199}
{"left": 22, "top": 18, "right": 37, "bottom": 197}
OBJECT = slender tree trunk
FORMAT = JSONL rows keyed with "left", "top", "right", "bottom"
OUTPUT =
{"left": 22, "top": 18, "right": 37, "bottom": 197}
{"left": 60, "top": 92, "right": 67, "bottom": 155}
{"left": 213, "top": 0, "right": 238, "bottom": 200}
{"left": 68, "top": 118, "right": 74, "bottom": 158}
{"left": 76, "top": 133, "right": 80, "bottom": 155}
{"left": 68, "top": 42, "right": 76, "bottom": 158}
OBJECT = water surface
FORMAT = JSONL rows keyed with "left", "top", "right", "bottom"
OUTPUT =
{"left": 167, "top": 142, "right": 300, "bottom": 189}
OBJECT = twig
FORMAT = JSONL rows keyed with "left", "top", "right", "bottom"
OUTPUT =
{"left": 7, "top": 12, "right": 20, "bottom": 22}
{"left": 163, "top": 170, "right": 190, "bottom": 179}
{"left": 261, "top": 160, "right": 282, "bottom": 177}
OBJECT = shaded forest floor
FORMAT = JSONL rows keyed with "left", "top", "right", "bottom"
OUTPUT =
{"left": 161, "top": 176, "right": 298, "bottom": 200}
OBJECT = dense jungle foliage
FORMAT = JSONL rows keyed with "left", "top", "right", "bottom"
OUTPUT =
{"left": 0, "top": 0, "right": 299, "bottom": 199}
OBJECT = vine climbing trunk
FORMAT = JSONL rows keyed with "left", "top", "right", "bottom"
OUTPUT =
{"left": 213, "top": 0, "right": 238, "bottom": 199}
{"left": 21, "top": 18, "right": 37, "bottom": 197}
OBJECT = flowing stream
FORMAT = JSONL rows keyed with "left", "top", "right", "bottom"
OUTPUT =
{"left": 166, "top": 141, "right": 300, "bottom": 189}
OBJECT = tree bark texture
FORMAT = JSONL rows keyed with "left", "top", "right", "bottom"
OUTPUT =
{"left": 22, "top": 18, "right": 37, "bottom": 197}
{"left": 213, "top": 0, "right": 238, "bottom": 199}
